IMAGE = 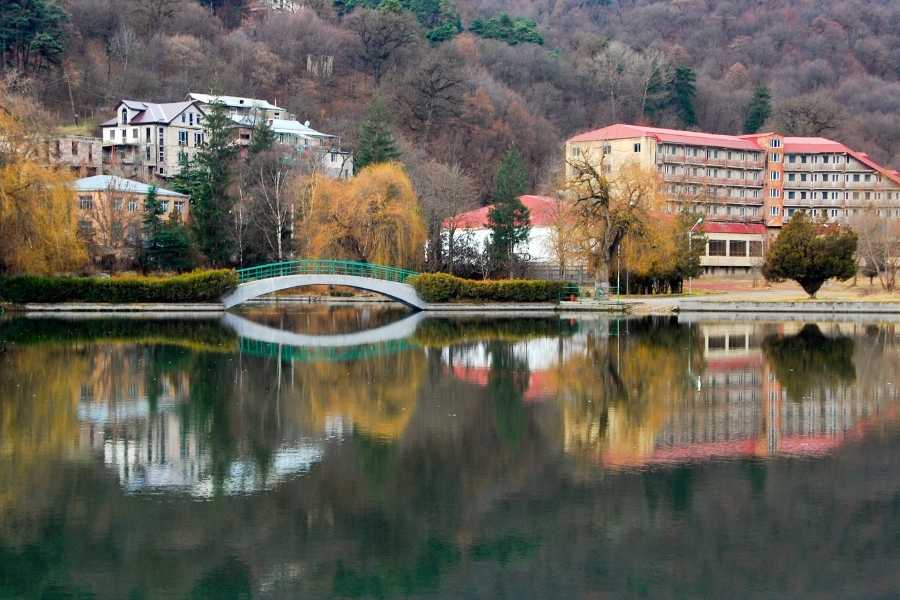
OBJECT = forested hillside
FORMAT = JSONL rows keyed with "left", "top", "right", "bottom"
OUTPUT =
{"left": 5, "top": 0, "right": 900, "bottom": 198}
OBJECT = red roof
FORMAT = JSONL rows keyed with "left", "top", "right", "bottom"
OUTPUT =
{"left": 444, "top": 195, "right": 561, "bottom": 230}
{"left": 702, "top": 221, "right": 767, "bottom": 235}
{"left": 567, "top": 124, "right": 762, "bottom": 151}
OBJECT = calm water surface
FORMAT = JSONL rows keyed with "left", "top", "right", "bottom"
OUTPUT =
{"left": 1, "top": 306, "right": 900, "bottom": 598}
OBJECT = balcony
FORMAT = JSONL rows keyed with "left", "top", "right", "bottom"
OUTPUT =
{"left": 784, "top": 161, "right": 847, "bottom": 172}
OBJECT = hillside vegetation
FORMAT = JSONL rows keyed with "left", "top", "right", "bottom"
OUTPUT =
{"left": 5, "top": 0, "right": 899, "bottom": 198}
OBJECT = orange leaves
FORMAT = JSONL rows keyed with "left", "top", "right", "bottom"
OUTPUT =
{"left": 300, "top": 163, "right": 426, "bottom": 269}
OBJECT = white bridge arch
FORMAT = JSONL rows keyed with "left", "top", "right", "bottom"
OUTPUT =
{"left": 222, "top": 312, "right": 425, "bottom": 348}
{"left": 221, "top": 274, "right": 427, "bottom": 310}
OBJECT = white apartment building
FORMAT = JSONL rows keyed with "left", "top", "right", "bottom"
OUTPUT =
{"left": 101, "top": 100, "right": 207, "bottom": 179}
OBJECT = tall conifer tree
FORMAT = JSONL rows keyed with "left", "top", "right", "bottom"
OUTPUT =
{"left": 487, "top": 146, "right": 530, "bottom": 276}
{"left": 744, "top": 84, "right": 772, "bottom": 134}
{"left": 354, "top": 101, "right": 401, "bottom": 173}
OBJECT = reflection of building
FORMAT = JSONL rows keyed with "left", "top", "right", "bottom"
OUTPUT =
{"left": 561, "top": 321, "right": 899, "bottom": 468}
{"left": 75, "top": 356, "right": 330, "bottom": 496}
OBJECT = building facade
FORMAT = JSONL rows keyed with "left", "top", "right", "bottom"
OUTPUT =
{"left": 74, "top": 175, "right": 188, "bottom": 267}
{"left": 44, "top": 134, "right": 102, "bottom": 176}
{"left": 565, "top": 124, "right": 900, "bottom": 229}
{"left": 187, "top": 93, "right": 292, "bottom": 121}
{"left": 101, "top": 100, "right": 207, "bottom": 179}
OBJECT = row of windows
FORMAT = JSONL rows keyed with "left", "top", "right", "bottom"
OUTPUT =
{"left": 671, "top": 203, "right": 762, "bottom": 217}
{"left": 106, "top": 127, "right": 204, "bottom": 148}
{"left": 660, "top": 144, "right": 762, "bottom": 162}
{"left": 661, "top": 164, "right": 762, "bottom": 181}
{"left": 785, "top": 190, "right": 898, "bottom": 202}
{"left": 785, "top": 207, "right": 900, "bottom": 219}
{"left": 668, "top": 184, "right": 763, "bottom": 199}
{"left": 707, "top": 240, "right": 764, "bottom": 258}
{"left": 77, "top": 195, "right": 184, "bottom": 213}
{"left": 785, "top": 171, "right": 877, "bottom": 183}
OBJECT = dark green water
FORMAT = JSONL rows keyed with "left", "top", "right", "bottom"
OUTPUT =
{"left": 1, "top": 306, "right": 900, "bottom": 599}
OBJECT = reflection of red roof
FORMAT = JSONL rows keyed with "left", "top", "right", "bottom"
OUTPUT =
{"left": 702, "top": 221, "right": 768, "bottom": 235}
{"left": 447, "top": 365, "right": 556, "bottom": 402}
{"left": 567, "top": 124, "right": 762, "bottom": 151}
{"left": 443, "top": 195, "right": 561, "bottom": 230}
{"left": 705, "top": 354, "right": 763, "bottom": 372}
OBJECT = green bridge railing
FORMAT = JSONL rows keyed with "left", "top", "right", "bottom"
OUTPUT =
{"left": 236, "top": 260, "right": 419, "bottom": 285}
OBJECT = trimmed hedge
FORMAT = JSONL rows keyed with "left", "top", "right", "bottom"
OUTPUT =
{"left": 0, "top": 270, "right": 238, "bottom": 304}
{"left": 409, "top": 273, "right": 572, "bottom": 303}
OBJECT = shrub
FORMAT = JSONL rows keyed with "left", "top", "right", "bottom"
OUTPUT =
{"left": 761, "top": 213, "right": 857, "bottom": 298}
{"left": 409, "top": 273, "right": 571, "bottom": 303}
{"left": 0, "top": 270, "right": 238, "bottom": 304}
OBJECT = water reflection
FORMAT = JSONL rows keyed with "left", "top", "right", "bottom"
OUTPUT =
{"left": 1, "top": 309, "right": 900, "bottom": 597}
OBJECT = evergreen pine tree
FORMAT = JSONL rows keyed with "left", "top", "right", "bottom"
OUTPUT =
{"left": 249, "top": 116, "right": 276, "bottom": 154}
{"left": 354, "top": 101, "right": 401, "bottom": 173}
{"left": 744, "top": 84, "right": 772, "bottom": 134}
{"left": 487, "top": 147, "right": 531, "bottom": 276}
{"left": 173, "top": 101, "right": 237, "bottom": 265}
{"left": 671, "top": 66, "right": 697, "bottom": 127}
{"left": 140, "top": 185, "right": 164, "bottom": 271}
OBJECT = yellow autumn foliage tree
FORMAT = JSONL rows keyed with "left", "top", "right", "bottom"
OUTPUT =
{"left": 0, "top": 100, "right": 86, "bottom": 274}
{"left": 300, "top": 163, "right": 426, "bottom": 268}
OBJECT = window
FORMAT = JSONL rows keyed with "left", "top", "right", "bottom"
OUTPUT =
{"left": 121, "top": 108, "right": 128, "bottom": 125}
{"left": 769, "top": 189, "right": 780, "bottom": 198}
{"left": 633, "top": 143, "right": 641, "bottom": 153}
{"left": 146, "top": 146, "right": 151, "bottom": 161}
{"left": 132, "top": 128, "right": 138, "bottom": 139}
{"left": 178, "top": 130, "right": 188, "bottom": 146}
{"left": 800, "top": 191, "right": 807, "bottom": 200}
{"left": 146, "top": 128, "right": 151, "bottom": 143}
{"left": 788, "top": 154, "right": 796, "bottom": 163}
{"left": 787, "top": 191, "right": 796, "bottom": 200}
{"left": 127, "top": 199, "right": 138, "bottom": 212}
{"left": 174, "top": 200, "right": 185, "bottom": 214}
{"left": 602, "top": 144, "right": 611, "bottom": 154}
{"left": 178, "top": 151, "right": 188, "bottom": 165}
{"left": 829, "top": 208, "right": 838, "bottom": 218}
{"left": 181, "top": 113, "right": 186, "bottom": 123}
{"left": 570, "top": 145, "right": 580, "bottom": 157}
{"left": 770, "top": 138, "right": 781, "bottom": 148}
{"left": 729, "top": 240, "right": 747, "bottom": 257}
{"left": 194, "top": 132, "right": 203, "bottom": 146}
{"left": 853, "top": 173, "right": 860, "bottom": 182}
{"left": 111, "top": 222, "right": 124, "bottom": 242}
{"left": 787, "top": 173, "right": 796, "bottom": 182}
{"left": 770, "top": 206, "right": 780, "bottom": 215}
{"left": 78, "top": 195, "right": 93, "bottom": 210}
{"left": 112, "top": 197, "right": 123, "bottom": 212}
{"left": 70, "top": 141, "right": 78, "bottom": 156}
{"left": 708, "top": 240, "right": 726, "bottom": 256}
{"left": 770, "top": 153, "right": 781, "bottom": 162}
{"left": 770, "top": 171, "right": 780, "bottom": 181}
{"left": 189, "top": 112, "right": 194, "bottom": 126}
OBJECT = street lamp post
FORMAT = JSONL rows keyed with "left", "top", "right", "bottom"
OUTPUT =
{"left": 688, "top": 217, "right": 703, "bottom": 294}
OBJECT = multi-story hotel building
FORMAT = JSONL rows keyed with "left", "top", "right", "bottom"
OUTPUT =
{"left": 101, "top": 100, "right": 207, "bottom": 179}
{"left": 565, "top": 124, "right": 900, "bottom": 229}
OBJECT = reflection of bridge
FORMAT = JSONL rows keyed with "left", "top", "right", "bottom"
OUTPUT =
{"left": 222, "top": 260, "right": 427, "bottom": 310}
{"left": 222, "top": 312, "right": 425, "bottom": 362}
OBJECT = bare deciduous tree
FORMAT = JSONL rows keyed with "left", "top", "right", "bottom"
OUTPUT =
{"left": 851, "top": 206, "right": 899, "bottom": 291}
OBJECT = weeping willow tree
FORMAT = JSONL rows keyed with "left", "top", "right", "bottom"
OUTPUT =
{"left": 300, "top": 163, "right": 426, "bottom": 268}
{"left": 0, "top": 98, "right": 86, "bottom": 274}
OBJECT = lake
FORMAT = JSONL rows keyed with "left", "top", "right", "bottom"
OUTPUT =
{"left": 1, "top": 305, "right": 899, "bottom": 598}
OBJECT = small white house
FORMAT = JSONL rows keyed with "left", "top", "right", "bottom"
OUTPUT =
{"left": 442, "top": 195, "right": 563, "bottom": 262}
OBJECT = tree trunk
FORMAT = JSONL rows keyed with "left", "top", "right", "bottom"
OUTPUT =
{"left": 594, "top": 261, "right": 610, "bottom": 298}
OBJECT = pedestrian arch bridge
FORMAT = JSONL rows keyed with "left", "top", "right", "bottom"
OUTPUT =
{"left": 222, "top": 260, "right": 426, "bottom": 310}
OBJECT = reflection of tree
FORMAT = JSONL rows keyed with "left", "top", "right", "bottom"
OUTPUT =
{"left": 762, "top": 324, "right": 856, "bottom": 400}
{"left": 289, "top": 349, "right": 427, "bottom": 440}
{"left": 487, "top": 341, "right": 530, "bottom": 449}
{"left": 412, "top": 317, "right": 577, "bottom": 347}
{"left": 557, "top": 318, "right": 705, "bottom": 466}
